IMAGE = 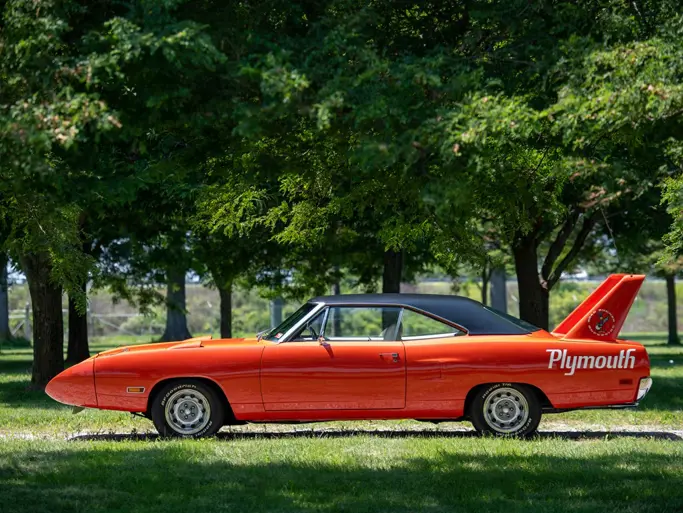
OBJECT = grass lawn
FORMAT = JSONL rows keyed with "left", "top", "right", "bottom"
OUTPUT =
{"left": 2, "top": 436, "right": 683, "bottom": 513}
{"left": 1, "top": 333, "right": 682, "bottom": 512}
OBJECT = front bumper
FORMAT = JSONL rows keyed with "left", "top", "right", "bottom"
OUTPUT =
{"left": 45, "top": 359, "right": 97, "bottom": 407}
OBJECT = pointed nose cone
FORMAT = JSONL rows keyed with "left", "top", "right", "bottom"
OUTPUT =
{"left": 45, "top": 359, "right": 97, "bottom": 407}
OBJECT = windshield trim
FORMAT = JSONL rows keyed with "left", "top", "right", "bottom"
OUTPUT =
{"left": 276, "top": 302, "right": 326, "bottom": 343}
{"left": 263, "top": 302, "right": 314, "bottom": 342}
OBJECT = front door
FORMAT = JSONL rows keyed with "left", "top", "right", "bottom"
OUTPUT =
{"left": 260, "top": 306, "right": 406, "bottom": 410}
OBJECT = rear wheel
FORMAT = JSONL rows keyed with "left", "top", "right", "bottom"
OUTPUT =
{"left": 151, "top": 380, "right": 225, "bottom": 438}
{"left": 470, "top": 383, "right": 541, "bottom": 437}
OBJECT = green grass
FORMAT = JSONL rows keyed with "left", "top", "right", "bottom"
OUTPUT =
{"left": 1, "top": 436, "right": 683, "bottom": 513}
{"left": 1, "top": 333, "right": 683, "bottom": 512}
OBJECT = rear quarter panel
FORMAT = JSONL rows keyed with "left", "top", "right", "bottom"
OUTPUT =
{"left": 405, "top": 332, "right": 649, "bottom": 417}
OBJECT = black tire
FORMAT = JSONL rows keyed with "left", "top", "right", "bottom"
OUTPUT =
{"left": 150, "top": 380, "right": 225, "bottom": 438}
{"left": 469, "top": 383, "right": 541, "bottom": 437}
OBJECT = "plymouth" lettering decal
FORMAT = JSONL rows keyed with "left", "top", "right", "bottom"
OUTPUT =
{"left": 547, "top": 349, "right": 636, "bottom": 376}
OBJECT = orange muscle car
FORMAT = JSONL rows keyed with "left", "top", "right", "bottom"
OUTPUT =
{"left": 46, "top": 274, "right": 652, "bottom": 437}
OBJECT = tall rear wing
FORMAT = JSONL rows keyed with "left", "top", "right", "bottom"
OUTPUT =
{"left": 552, "top": 274, "right": 645, "bottom": 341}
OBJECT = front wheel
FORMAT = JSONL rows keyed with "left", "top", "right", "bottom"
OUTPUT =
{"left": 151, "top": 380, "right": 225, "bottom": 438}
{"left": 470, "top": 383, "right": 541, "bottom": 437}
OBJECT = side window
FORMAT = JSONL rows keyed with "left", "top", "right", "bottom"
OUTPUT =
{"left": 324, "top": 307, "right": 402, "bottom": 341}
{"left": 400, "top": 309, "right": 465, "bottom": 340}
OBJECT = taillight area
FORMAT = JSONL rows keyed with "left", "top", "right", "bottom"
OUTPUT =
{"left": 637, "top": 377, "right": 653, "bottom": 401}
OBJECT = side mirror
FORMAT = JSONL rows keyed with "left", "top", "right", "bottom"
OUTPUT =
{"left": 318, "top": 336, "right": 329, "bottom": 347}
{"left": 256, "top": 329, "right": 268, "bottom": 342}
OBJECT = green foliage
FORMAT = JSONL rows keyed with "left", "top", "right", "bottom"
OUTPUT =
{"left": 1, "top": 0, "right": 229, "bottom": 296}
{"left": 6, "top": 198, "right": 93, "bottom": 311}
{"left": 663, "top": 174, "right": 683, "bottom": 258}
{"left": 2, "top": 0, "right": 683, "bottom": 345}
{"left": 192, "top": 1, "right": 682, "bottom": 309}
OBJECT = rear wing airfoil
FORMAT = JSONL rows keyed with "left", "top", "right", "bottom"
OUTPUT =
{"left": 552, "top": 274, "right": 645, "bottom": 342}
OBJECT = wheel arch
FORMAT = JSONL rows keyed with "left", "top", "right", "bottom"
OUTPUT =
{"left": 463, "top": 382, "right": 553, "bottom": 418}
{"left": 146, "top": 376, "right": 236, "bottom": 423}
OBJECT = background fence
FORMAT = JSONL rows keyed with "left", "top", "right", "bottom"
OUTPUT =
{"left": 5, "top": 278, "right": 681, "bottom": 343}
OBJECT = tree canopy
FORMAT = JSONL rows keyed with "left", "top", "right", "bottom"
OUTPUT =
{"left": 1, "top": 0, "right": 682, "bottom": 385}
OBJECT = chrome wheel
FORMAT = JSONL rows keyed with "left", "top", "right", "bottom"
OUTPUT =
{"left": 482, "top": 387, "right": 529, "bottom": 434}
{"left": 164, "top": 388, "right": 211, "bottom": 435}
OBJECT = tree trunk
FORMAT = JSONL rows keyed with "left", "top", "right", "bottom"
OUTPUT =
{"left": 332, "top": 265, "right": 341, "bottom": 295}
{"left": 66, "top": 280, "right": 90, "bottom": 365}
{"left": 512, "top": 236, "right": 549, "bottom": 330}
{"left": 20, "top": 253, "right": 64, "bottom": 389}
{"left": 160, "top": 268, "right": 192, "bottom": 342}
{"left": 218, "top": 281, "right": 233, "bottom": 339}
{"left": 382, "top": 249, "right": 403, "bottom": 293}
{"left": 481, "top": 268, "right": 489, "bottom": 306}
{"left": 665, "top": 274, "right": 680, "bottom": 346}
{"left": 270, "top": 297, "right": 283, "bottom": 328}
{"left": 0, "top": 252, "right": 9, "bottom": 341}
{"left": 490, "top": 267, "right": 507, "bottom": 313}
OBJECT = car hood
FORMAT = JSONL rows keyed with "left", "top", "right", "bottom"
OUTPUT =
{"left": 95, "top": 336, "right": 261, "bottom": 358}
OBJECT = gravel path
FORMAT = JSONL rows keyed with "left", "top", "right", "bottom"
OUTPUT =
{"left": 2, "top": 422, "right": 682, "bottom": 441}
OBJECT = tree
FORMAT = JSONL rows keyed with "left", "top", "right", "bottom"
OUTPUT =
{"left": 191, "top": 232, "right": 259, "bottom": 339}
{"left": 66, "top": 226, "right": 93, "bottom": 365}
{"left": 96, "top": 213, "right": 199, "bottom": 343}
{"left": 191, "top": 1, "right": 489, "bottom": 296}
{"left": 0, "top": 0, "right": 228, "bottom": 386}
{"left": 208, "top": 1, "right": 682, "bottom": 332}
{"left": 580, "top": 175, "right": 682, "bottom": 345}
{"left": 428, "top": 1, "right": 683, "bottom": 328}
{"left": 11, "top": 203, "right": 92, "bottom": 386}
{"left": 0, "top": 252, "right": 10, "bottom": 341}
{"left": 664, "top": 272, "right": 680, "bottom": 346}
{"left": 663, "top": 177, "right": 683, "bottom": 257}
{"left": 66, "top": 282, "right": 90, "bottom": 365}
{"left": 159, "top": 230, "right": 194, "bottom": 342}
{"left": 161, "top": 267, "right": 192, "bottom": 342}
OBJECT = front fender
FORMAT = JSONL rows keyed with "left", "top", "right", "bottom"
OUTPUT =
{"left": 94, "top": 345, "right": 264, "bottom": 412}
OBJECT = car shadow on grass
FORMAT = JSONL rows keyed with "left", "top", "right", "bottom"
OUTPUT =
{"left": 69, "top": 428, "right": 683, "bottom": 442}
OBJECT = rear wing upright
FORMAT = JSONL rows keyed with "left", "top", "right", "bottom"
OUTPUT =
{"left": 552, "top": 274, "right": 645, "bottom": 341}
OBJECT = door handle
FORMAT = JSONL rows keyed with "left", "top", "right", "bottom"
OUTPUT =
{"left": 380, "top": 352, "right": 400, "bottom": 363}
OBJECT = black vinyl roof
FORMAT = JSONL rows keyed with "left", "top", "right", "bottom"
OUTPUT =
{"left": 308, "top": 293, "right": 538, "bottom": 335}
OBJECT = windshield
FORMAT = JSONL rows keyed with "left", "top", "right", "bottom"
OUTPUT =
{"left": 483, "top": 306, "right": 541, "bottom": 333}
{"left": 263, "top": 303, "right": 317, "bottom": 341}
